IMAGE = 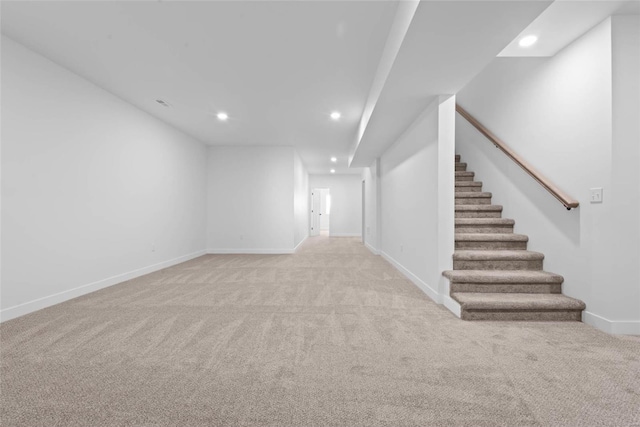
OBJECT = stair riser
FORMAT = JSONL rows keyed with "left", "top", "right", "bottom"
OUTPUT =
{"left": 455, "top": 241, "right": 527, "bottom": 250}
{"left": 455, "top": 225, "right": 514, "bottom": 233}
{"left": 453, "top": 259, "right": 543, "bottom": 270}
{"left": 455, "top": 172, "right": 474, "bottom": 180}
{"left": 461, "top": 310, "right": 582, "bottom": 321}
{"left": 455, "top": 198, "right": 491, "bottom": 205}
{"left": 448, "top": 156, "right": 586, "bottom": 322}
{"left": 455, "top": 186, "right": 482, "bottom": 193}
{"left": 455, "top": 211, "right": 502, "bottom": 218}
{"left": 450, "top": 283, "right": 561, "bottom": 293}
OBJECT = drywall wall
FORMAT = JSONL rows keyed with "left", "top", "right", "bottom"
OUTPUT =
{"left": 609, "top": 14, "right": 640, "bottom": 331}
{"left": 362, "top": 159, "right": 380, "bottom": 253}
{"left": 436, "top": 96, "right": 456, "bottom": 300}
{"left": 1, "top": 36, "right": 207, "bottom": 321}
{"left": 293, "top": 151, "right": 309, "bottom": 248}
{"left": 379, "top": 99, "right": 441, "bottom": 300}
{"left": 456, "top": 17, "right": 639, "bottom": 333}
{"left": 308, "top": 175, "right": 362, "bottom": 237}
{"left": 364, "top": 96, "right": 456, "bottom": 309}
{"left": 207, "top": 146, "right": 295, "bottom": 253}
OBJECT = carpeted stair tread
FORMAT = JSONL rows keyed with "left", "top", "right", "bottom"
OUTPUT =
{"left": 455, "top": 205, "right": 502, "bottom": 212}
{"left": 455, "top": 219, "right": 515, "bottom": 234}
{"left": 446, "top": 156, "right": 585, "bottom": 321}
{"left": 455, "top": 192, "right": 492, "bottom": 198}
{"left": 455, "top": 181, "right": 482, "bottom": 187}
{"left": 455, "top": 233, "right": 525, "bottom": 249}
{"left": 451, "top": 292, "right": 586, "bottom": 311}
{"left": 453, "top": 250, "right": 544, "bottom": 261}
{"left": 455, "top": 170, "right": 475, "bottom": 182}
{"left": 443, "top": 269, "right": 563, "bottom": 284}
{"left": 456, "top": 206, "right": 503, "bottom": 218}
{"left": 455, "top": 218, "right": 514, "bottom": 226}
{"left": 455, "top": 233, "right": 528, "bottom": 242}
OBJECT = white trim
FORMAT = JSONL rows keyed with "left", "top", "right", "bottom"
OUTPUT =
{"left": 207, "top": 248, "right": 294, "bottom": 254}
{"left": 293, "top": 235, "right": 309, "bottom": 252}
{"left": 582, "top": 311, "right": 640, "bottom": 335}
{"left": 0, "top": 250, "right": 207, "bottom": 323}
{"left": 365, "top": 241, "right": 379, "bottom": 255}
{"left": 330, "top": 233, "right": 361, "bottom": 237}
{"left": 380, "top": 251, "right": 441, "bottom": 304}
{"left": 443, "top": 295, "right": 462, "bottom": 318}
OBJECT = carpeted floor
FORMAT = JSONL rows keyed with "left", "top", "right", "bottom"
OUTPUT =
{"left": 1, "top": 236, "right": 639, "bottom": 427}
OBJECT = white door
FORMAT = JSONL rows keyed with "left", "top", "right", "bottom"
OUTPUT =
{"left": 319, "top": 189, "right": 330, "bottom": 231}
{"left": 310, "top": 190, "right": 321, "bottom": 236}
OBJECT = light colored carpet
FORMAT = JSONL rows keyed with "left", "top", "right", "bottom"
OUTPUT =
{"left": 1, "top": 236, "right": 639, "bottom": 427}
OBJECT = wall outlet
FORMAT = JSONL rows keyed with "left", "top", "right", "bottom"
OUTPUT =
{"left": 151, "top": 244, "right": 156, "bottom": 252}
{"left": 240, "top": 235, "right": 244, "bottom": 241}
{"left": 590, "top": 187, "right": 603, "bottom": 203}
{"left": 400, "top": 245, "right": 404, "bottom": 253}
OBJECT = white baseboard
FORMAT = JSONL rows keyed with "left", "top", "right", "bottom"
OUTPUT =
{"left": 207, "top": 238, "right": 309, "bottom": 255}
{"left": 380, "top": 251, "right": 441, "bottom": 304}
{"left": 207, "top": 248, "right": 294, "bottom": 254}
{"left": 293, "top": 235, "right": 309, "bottom": 252}
{"left": 0, "top": 250, "right": 207, "bottom": 323}
{"left": 583, "top": 311, "right": 640, "bottom": 335}
{"left": 443, "top": 295, "right": 461, "bottom": 318}
{"left": 330, "top": 233, "right": 361, "bottom": 237}
{"left": 365, "top": 241, "right": 379, "bottom": 255}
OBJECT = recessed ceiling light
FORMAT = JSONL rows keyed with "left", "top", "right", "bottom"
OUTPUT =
{"left": 217, "top": 112, "right": 228, "bottom": 121}
{"left": 330, "top": 157, "right": 337, "bottom": 162}
{"left": 518, "top": 35, "right": 538, "bottom": 48}
{"left": 330, "top": 111, "right": 341, "bottom": 120}
{"left": 330, "top": 169, "right": 336, "bottom": 174}
{"left": 156, "top": 99, "right": 170, "bottom": 107}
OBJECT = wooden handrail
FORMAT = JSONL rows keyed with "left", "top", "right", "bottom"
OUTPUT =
{"left": 456, "top": 104, "right": 579, "bottom": 210}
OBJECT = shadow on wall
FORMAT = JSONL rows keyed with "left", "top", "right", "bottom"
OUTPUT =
{"left": 508, "top": 159, "right": 581, "bottom": 246}
{"left": 382, "top": 101, "right": 439, "bottom": 176}
{"left": 456, "top": 118, "right": 580, "bottom": 246}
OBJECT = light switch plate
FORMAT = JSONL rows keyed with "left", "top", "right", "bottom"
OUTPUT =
{"left": 590, "top": 187, "right": 603, "bottom": 203}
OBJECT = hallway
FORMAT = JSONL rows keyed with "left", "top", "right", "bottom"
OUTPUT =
{"left": 1, "top": 237, "right": 639, "bottom": 426}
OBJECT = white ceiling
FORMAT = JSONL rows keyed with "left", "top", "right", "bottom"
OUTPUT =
{"left": 499, "top": 0, "right": 640, "bottom": 57}
{"left": 3, "top": 1, "right": 636, "bottom": 175}
{"left": 1, "top": 1, "right": 397, "bottom": 175}
{"left": 350, "top": 0, "right": 552, "bottom": 167}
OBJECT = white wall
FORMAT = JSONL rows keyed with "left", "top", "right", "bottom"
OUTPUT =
{"left": 436, "top": 96, "right": 456, "bottom": 301}
{"left": 362, "top": 159, "right": 380, "bottom": 253}
{"left": 456, "top": 17, "right": 639, "bottom": 334}
{"left": 207, "top": 146, "right": 295, "bottom": 253}
{"left": 363, "top": 96, "right": 455, "bottom": 307}
{"left": 308, "top": 175, "right": 362, "bottom": 237}
{"left": 378, "top": 99, "right": 441, "bottom": 301}
{"left": 610, "top": 14, "right": 640, "bottom": 331}
{"left": 1, "top": 36, "right": 207, "bottom": 321}
{"left": 293, "top": 151, "right": 309, "bottom": 248}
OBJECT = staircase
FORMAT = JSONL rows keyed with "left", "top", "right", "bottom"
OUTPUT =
{"left": 443, "top": 155, "right": 586, "bottom": 321}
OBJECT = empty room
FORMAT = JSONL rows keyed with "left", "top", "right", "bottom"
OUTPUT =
{"left": 1, "top": 1, "right": 639, "bottom": 426}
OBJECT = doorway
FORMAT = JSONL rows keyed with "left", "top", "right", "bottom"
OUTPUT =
{"left": 310, "top": 188, "right": 330, "bottom": 236}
